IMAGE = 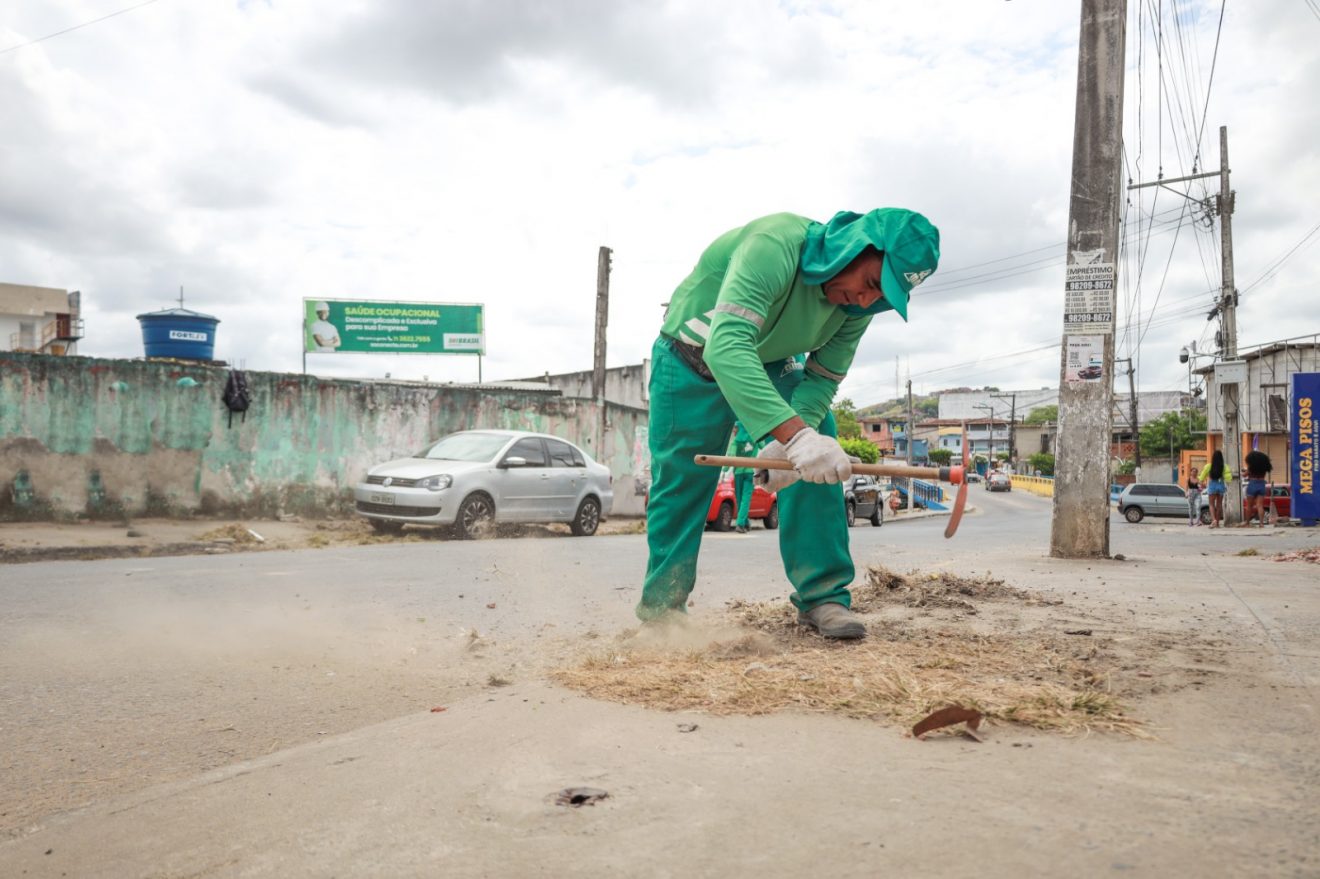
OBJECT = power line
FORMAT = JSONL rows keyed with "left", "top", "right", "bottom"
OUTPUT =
{"left": 0, "top": 0, "right": 162, "bottom": 56}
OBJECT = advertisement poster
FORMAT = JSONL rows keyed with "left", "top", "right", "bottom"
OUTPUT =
{"left": 303, "top": 299, "right": 484, "bottom": 355}
{"left": 1064, "top": 335, "right": 1105, "bottom": 383}
{"left": 1291, "top": 372, "right": 1318, "bottom": 525}
{"left": 1063, "top": 251, "right": 1115, "bottom": 333}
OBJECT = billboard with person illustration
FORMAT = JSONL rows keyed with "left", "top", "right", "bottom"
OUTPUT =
{"left": 302, "top": 299, "right": 484, "bottom": 355}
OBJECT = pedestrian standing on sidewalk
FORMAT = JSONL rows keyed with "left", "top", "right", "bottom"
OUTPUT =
{"left": 1199, "top": 450, "right": 1233, "bottom": 528}
{"left": 1186, "top": 476, "right": 1202, "bottom": 527}
{"left": 1242, "top": 449, "right": 1273, "bottom": 527}
{"left": 639, "top": 209, "right": 940, "bottom": 639}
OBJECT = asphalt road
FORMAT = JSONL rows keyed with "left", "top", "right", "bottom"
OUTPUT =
{"left": 4, "top": 486, "right": 1318, "bottom": 873}
{"left": 4, "top": 488, "right": 1314, "bottom": 641}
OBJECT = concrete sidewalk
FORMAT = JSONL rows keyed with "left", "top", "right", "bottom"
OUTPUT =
{"left": 0, "top": 503, "right": 955, "bottom": 565}
{"left": 2, "top": 528, "right": 1316, "bottom": 877}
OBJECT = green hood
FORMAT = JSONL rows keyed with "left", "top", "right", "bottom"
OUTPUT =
{"left": 799, "top": 209, "right": 941, "bottom": 320}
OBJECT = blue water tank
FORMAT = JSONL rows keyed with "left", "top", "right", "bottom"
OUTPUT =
{"left": 136, "top": 307, "right": 221, "bottom": 361}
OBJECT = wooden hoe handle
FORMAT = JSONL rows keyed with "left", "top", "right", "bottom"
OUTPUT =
{"left": 692, "top": 454, "right": 970, "bottom": 540}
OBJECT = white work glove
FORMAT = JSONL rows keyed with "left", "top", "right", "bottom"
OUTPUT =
{"left": 784, "top": 427, "right": 853, "bottom": 484}
{"left": 755, "top": 440, "right": 799, "bottom": 493}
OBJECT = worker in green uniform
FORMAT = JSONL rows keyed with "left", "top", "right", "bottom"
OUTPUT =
{"left": 640, "top": 209, "right": 940, "bottom": 639}
{"left": 729, "top": 421, "right": 761, "bottom": 533}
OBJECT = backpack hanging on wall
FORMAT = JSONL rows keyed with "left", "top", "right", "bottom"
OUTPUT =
{"left": 222, "top": 370, "right": 251, "bottom": 428}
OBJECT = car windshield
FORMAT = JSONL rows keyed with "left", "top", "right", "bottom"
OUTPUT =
{"left": 415, "top": 432, "right": 511, "bottom": 462}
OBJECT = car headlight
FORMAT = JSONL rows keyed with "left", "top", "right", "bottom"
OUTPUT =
{"left": 418, "top": 475, "right": 452, "bottom": 491}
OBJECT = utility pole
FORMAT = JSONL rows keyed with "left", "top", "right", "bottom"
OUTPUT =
{"left": 1216, "top": 127, "right": 1242, "bottom": 526}
{"left": 975, "top": 403, "right": 996, "bottom": 463}
{"left": 1113, "top": 357, "right": 1141, "bottom": 469}
{"left": 1128, "top": 127, "right": 1239, "bottom": 521}
{"left": 592, "top": 246, "right": 612, "bottom": 400}
{"left": 1051, "top": 0, "right": 1126, "bottom": 559}
{"left": 592, "top": 246, "right": 612, "bottom": 456}
{"left": 991, "top": 392, "right": 1017, "bottom": 467}
{"left": 905, "top": 379, "right": 914, "bottom": 465}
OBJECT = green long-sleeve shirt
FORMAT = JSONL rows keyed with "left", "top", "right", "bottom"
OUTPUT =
{"left": 660, "top": 213, "right": 874, "bottom": 440}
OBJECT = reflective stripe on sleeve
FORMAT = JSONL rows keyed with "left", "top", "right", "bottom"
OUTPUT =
{"left": 806, "top": 356, "right": 846, "bottom": 382}
{"left": 713, "top": 303, "right": 765, "bottom": 329}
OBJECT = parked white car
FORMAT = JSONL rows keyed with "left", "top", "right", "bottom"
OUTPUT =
{"left": 354, "top": 430, "right": 614, "bottom": 539}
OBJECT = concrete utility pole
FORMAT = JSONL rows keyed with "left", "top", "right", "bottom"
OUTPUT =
{"left": 905, "top": 379, "right": 914, "bottom": 465}
{"left": 1216, "top": 127, "right": 1243, "bottom": 525}
{"left": 1113, "top": 358, "right": 1141, "bottom": 469}
{"left": 1051, "top": 0, "right": 1126, "bottom": 559}
{"left": 975, "top": 403, "right": 996, "bottom": 462}
{"left": 1127, "top": 127, "right": 1239, "bottom": 521}
{"left": 592, "top": 247, "right": 612, "bottom": 401}
{"left": 991, "top": 392, "right": 1018, "bottom": 466}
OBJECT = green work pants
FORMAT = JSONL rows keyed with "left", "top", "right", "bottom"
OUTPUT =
{"left": 734, "top": 471, "right": 754, "bottom": 528}
{"left": 639, "top": 336, "right": 854, "bottom": 620}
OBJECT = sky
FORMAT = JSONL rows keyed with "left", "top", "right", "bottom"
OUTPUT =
{"left": 3, "top": 0, "right": 1318, "bottom": 410}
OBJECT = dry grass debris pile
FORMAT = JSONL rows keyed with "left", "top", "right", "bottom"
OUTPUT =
{"left": 1273, "top": 546, "right": 1320, "bottom": 564}
{"left": 553, "top": 566, "right": 1147, "bottom": 738}
{"left": 196, "top": 523, "right": 263, "bottom": 544}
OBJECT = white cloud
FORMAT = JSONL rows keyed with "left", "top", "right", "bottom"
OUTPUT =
{"left": 1, "top": 0, "right": 1317, "bottom": 403}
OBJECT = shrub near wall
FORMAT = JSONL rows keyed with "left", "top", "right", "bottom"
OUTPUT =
{"left": 0, "top": 352, "right": 647, "bottom": 520}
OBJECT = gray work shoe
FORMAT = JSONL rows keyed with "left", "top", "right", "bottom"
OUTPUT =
{"left": 797, "top": 603, "right": 866, "bottom": 639}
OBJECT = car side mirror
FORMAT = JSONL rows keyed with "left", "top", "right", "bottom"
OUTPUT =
{"left": 500, "top": 456, "right": 527, "bottom": 468}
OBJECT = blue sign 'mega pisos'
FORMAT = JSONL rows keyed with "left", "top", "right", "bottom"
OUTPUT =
{"left": 1291, "top": 372, "right": 1319, "bottom": 525}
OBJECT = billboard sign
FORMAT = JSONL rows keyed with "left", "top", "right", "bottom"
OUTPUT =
{"left": 303, "top": 299, "right": 484, "bottom": 355}
{"left": 1291, "top": 372, "right": 1318, "bottom": 525}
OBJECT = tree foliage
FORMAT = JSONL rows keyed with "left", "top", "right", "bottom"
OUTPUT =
{"left": 1024, "top": 405, "right": 1058, "bottom": 425}
{"left": 839, "top": 437, "right": 879, "bottom": 464}
{"left": 928, "top": 448, "right": 953, "bottom": 466}
{"left": 832, "top": 398, "right": 862, "bottom": 440}
{"left": 1027, "top": 452, "right": 1055, "bottom": 476}
{"left": 1138, "top": 410, "right": 1207, "bottom": 459}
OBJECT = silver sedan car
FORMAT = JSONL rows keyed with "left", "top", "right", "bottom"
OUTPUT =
{"left": 354, "top": 430, "right": 614, "bottom": 539}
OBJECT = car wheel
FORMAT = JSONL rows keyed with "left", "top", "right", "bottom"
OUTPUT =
{"left": 846, "top": 500, "right": 856, "bottom": 527}
{"left": 870, "top": 503, "right": 882, "bottom": 527}
{"left": 570, "top": 496, "right": 601, "bottom": 536}
{"left": 764, "top": 501, "right": 779, "bottom": 530}
{"left": 457, "top": 493, "right": 496, "bottom": 539}
{"left": 713, "top": 501, "right": 734, "bottom": 532}
{"left": 369, "top": 518, "right": 404, "bottom": 535}
{"left": 1124, "top": 506, "right": 1144, "bottom": 524}
{"left": 1200, "top": 508, "right": 1212, "bottom": 525}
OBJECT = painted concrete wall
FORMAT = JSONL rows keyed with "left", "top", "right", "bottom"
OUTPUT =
{"left": 513, "top": 362, "right": 650, "bottom": 410}
{"left": 0, "top": 352, "right": 648, "bottom": 520}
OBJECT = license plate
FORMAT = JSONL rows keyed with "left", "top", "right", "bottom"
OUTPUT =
{"left": 370, "top": 493, "right": 395, "bottom": 505}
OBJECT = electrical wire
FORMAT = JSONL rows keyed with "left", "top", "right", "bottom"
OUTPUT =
{"left": 0, "top": 0, "right": 162, "bottom": 55}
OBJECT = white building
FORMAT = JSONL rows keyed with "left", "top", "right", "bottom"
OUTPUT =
{"left": 0, "top": 283, "right": 83, "bottom": 355}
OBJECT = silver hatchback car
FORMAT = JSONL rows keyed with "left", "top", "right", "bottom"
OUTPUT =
{"left": 354, "top": 430, "right": 614, "bottom": 539}
{"left": 1116, "top": 482, "right": 1190, "bottom": 523}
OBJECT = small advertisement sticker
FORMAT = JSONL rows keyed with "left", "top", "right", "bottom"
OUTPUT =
{"left": 1064, "top": 335, "right": 1105, "bottom": 383}
{"left": 1063, "top": 257, "right": 1115, "bottom": 333}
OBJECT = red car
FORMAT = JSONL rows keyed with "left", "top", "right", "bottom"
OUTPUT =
{"left": 707, "top": 471, "right": 779, "bottom": 531}
{"left": 1238, "top": 484, "right": 1292, "bottom": 523}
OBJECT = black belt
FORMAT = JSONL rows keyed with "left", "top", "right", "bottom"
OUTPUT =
{"left": 665, "top": 336, "right": 716, "bottom": 382}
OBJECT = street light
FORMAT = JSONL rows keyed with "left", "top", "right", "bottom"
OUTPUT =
{"left": 973, "top": 403, "right": 996, "bottom": 465}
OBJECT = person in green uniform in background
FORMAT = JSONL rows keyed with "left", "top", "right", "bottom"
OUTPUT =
{"left": 729, "top": 420, "right": 762, "bottom": 533}
{"left": 640, "top": 209, "right": 940, "bottom": 639}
